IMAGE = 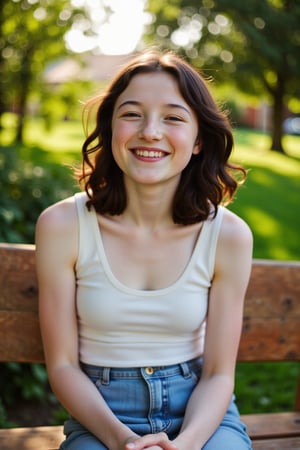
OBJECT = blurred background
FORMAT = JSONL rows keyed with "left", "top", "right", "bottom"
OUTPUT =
{"left": 0, "top": 0, "right": 299, "bottom": 429}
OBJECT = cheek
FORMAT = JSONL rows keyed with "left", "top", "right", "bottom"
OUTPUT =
{"left": 112, "top": 121, "right": 134, "bottom": 144}
{"left": 172, "top": 129, "right": 199, "bottom": 156}
{"left": 111, "top": 125, "right": 126, "bottom": 158}
{"left": 111, "top": 125, "right": 132, "bottom": 168}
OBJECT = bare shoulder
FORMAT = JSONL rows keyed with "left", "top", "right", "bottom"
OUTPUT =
{"left": 214, "top": 207, "right": 253, "bottom": 285}
{"left": 36, "top": 196, "right": 77, "bottom": 235}
{"left": 35, "top": 196, "right": 79, "bottom": 262}
{"left": 215, "top": 207, "right": 253, "bottom": 275}
{"left": 219, "top": 207, "right": 253, "bottom": 249}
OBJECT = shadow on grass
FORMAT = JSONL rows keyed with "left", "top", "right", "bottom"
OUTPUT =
{"left": 229, "top": 161, "right": 300, "bottom": 260}
{"left": 234, "top": 127, "right": 300, "bottom": 161}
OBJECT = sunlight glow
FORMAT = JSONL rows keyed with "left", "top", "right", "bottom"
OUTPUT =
{"left": 67, "top": 0, "right": 149, "bottom": 55}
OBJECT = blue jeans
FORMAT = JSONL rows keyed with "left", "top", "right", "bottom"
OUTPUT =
{"left": 60, "top": 357, "right": 252, "bottom": 449}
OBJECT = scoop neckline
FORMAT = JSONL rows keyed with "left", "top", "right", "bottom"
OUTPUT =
{"left": 89, "top": 208, "right": 210, "bottom": 296}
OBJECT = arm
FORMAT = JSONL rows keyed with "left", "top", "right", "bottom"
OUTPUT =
{"left": 172, "top": 209, "right": 253, "bottom": 450}
{"left": 36, "top": 198, "right": 138, "bottom": 450}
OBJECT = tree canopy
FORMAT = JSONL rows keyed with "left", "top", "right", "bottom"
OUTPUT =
{"left": 0, "top": 0, "right": 85, "bottom": 143}
{"left": 145, "top": 0, "right": 300, "bottom": 153}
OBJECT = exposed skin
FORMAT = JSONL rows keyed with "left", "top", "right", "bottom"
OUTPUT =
{"left": 36, "top": 72, "right": 253, "bottom": 450}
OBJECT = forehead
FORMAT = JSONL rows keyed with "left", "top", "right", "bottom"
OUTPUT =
{"left": 115, "top": 71, "right": 187, "bottom": 107}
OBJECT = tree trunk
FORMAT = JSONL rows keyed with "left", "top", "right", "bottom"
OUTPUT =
{"left": 15, "top": 90, "right": 27, "bottom": 144}
{"left": 270, "top": 75, "right": 285, "bottom": 154}
{"left": 14, "top": 56, "right": 31, "bottom": 144}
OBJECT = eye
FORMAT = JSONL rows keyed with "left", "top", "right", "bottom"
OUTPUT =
{"left": 165, "top": 114, "right": 184, "bottom": 122}
{"left": 121, "top": 111, "right": 141, "bottom": 119}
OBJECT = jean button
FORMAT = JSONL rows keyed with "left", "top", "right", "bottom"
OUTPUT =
{"left": 145, "top": 367, "right": 154, "bottom": 375}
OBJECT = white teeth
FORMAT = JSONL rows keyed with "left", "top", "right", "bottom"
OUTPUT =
{"left": 135, "top": 149, "right": 164, "bottom": 158}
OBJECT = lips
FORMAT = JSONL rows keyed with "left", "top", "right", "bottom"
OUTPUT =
{"left": 132, "top": 148, "right": 168, "bottom": 159}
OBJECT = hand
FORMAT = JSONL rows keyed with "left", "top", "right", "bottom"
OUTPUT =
{"left": 125, "top": 432, "right": 178, "bottom": 450}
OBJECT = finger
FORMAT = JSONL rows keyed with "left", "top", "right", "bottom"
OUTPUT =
{"left": 126, "top": 433, "right": 178, "bottom": 450}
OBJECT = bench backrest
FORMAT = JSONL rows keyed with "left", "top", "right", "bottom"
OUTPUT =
{"left": 0, "top": 242, "right": 300, "bottom": 364}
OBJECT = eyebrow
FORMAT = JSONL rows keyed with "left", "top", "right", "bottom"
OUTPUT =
{"left": 117, "top": 100, "right": 192, "bottom": 116}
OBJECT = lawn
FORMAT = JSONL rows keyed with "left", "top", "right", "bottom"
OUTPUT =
{"left": 229, "top": 128, "right": 300, "bottom": 261}
{"left": 0, "top": 118, "right": 299, "bottom": 421}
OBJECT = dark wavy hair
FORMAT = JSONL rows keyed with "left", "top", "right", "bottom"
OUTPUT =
{"left": 79, "top": 49, "right": 246, "bottom": 224}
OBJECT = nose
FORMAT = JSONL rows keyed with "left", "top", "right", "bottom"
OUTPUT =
{"left": 138, "top": 117, "right": 162, "bottom": 141}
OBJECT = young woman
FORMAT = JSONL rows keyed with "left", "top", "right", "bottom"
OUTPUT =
{"left": 36, "top": 50, "right": 253, "bottom": 450}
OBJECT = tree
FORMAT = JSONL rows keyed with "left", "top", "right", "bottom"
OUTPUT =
{"left": 145, "top": 0, "right": 300, "bottom": 153}
{"left": 0, "top": 0, "right": 84, "bottom": 143}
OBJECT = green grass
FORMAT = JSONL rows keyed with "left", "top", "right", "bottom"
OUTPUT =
{"left": 235, "top": 362, "right": 299, "bottom": 414}
{"left": 1, "top": 117, "right": 299, "bottom": 416}
{"left": 229, "top": 128, "right": 300, "bottom": 261}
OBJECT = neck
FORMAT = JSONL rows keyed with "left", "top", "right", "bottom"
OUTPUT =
{"left": 122, "top": 180, "right": 177, "bottom": 230}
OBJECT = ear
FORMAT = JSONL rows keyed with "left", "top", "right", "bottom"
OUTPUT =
{"left": 192, "top": 139, "right": 202, "bottom": 155}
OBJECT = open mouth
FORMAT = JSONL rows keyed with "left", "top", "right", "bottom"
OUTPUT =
{"left": 132, "top": 149, "right": 168, "bottom": 159}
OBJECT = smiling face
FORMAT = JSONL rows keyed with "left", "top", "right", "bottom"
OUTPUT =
{"left": 111, "top": 71, "right": 201, "bottom": 188}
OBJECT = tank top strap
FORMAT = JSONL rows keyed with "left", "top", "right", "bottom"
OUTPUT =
{"left": 192, "top": 206, "right": 224, "bottom": 281}
{"left": 74, "top": 192, "right": 98, "bottom": 267}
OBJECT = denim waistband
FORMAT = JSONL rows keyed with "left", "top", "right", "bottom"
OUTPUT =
{"left": 81, "top": 356, "right": 203, "bottom": 383}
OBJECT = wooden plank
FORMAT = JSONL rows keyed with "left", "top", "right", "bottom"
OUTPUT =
{"left": 245, "top": 260, "right": 300, "bottom": 319}
{"left": 238, "top": 259, "right": 300, "bottom": 362}
{"left": 252, "top": 436, "right": 300, "bottom": 449}
{"left": 0, "top": 311, "right": 44, "bottom": 362}
{"left": 238, "top": 318, "right": 300, "bottom": 361}
{"left": 0, "top": 243, "right": 37, "bottom": 311}
{"left": 242, "top": 411, "right": 300, "bottom": 439}
{"left": 0, "top": 425, "right": 63, "bottom": 450}
{"left": 0, "top": 243, "right": 43, "bottom": 362}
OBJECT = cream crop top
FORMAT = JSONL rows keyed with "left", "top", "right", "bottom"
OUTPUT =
{"left": 74, "top": 192, "right": 224, "bottom": 367}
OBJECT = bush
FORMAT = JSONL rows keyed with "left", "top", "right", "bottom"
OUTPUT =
{"left": 0, "top": 144, "right": 77, "bottom": 243}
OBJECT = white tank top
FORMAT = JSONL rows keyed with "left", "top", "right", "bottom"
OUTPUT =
{"left": 74, "top": 192, "right": 224, "bottom": 367}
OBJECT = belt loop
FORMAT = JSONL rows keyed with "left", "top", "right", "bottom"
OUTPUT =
{"left": 101, "top": 367, "right": 111, "bottom": 385}
{"left": 180, "top": 362, "right": 191, "bottom": 378}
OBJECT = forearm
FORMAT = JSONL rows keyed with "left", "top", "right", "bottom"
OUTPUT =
{"left": 49, "top": 364, "right": 138, "bottom": 450}
{"left": 174, "top": 374, "right": 234, "bottom": 450}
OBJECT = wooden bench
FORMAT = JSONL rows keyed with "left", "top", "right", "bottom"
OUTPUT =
{"left": 0, "top": 242, "right": 299, "bottom": 450}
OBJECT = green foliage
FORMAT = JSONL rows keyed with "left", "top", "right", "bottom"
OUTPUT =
{"left": 146, "top": 0, "right": 300, "bottom": 96}
{"left": 50, "top": 405, "right": 69, "bottom": 426}
{"left": 0, "top": 363, "right": 49, "bottom": 404}
{"left": 0, "top": 399, "right": 11, "bottom": 428}
{"left": 0, "top": 0, "right": 87, "bottom": 142}
{"left": 0, "top": 362, "right": 68, "bottom": 427}
{"left": 39, "top": 79, "right": 92, "bottom": 129}
{"left": 0, "top": 144, "right": 77, "bottom": 243}
{"left": 0, "top": 363, "right": 50, "bottom": 427}
{"left": 145, "top": 0, "right": 300, "bottom": 152}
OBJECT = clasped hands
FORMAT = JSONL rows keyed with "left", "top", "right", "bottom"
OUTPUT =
{"left": 124, "top": 432, "right": 179, "bottom": 450}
